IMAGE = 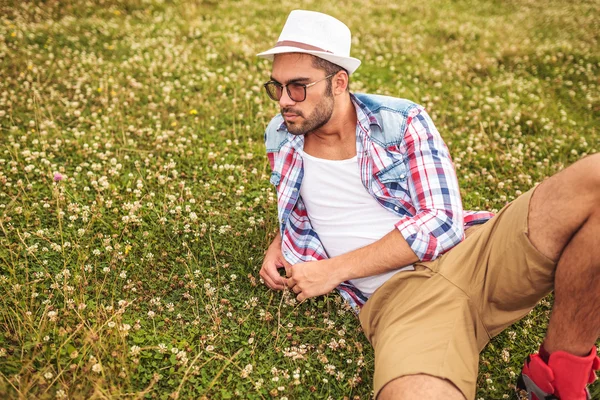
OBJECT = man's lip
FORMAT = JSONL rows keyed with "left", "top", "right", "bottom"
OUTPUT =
{"left": 283, "top": 113, "right": 300, "bottom": 120}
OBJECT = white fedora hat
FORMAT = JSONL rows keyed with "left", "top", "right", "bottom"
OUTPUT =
{"left": 257, "top": 10, "right": 361, "bottom": 75}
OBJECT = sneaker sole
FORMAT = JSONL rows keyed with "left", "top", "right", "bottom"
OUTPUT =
{"left": 516, "top": 372, "right": 558, "bottom": 400}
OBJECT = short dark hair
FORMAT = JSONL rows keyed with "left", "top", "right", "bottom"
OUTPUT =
{"left": 311, "top": 56, "right": 350, "bottom": 92}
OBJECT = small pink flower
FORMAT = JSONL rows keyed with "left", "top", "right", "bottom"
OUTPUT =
{"left": 54, "top": 173, "right": 63, "bottom": 182}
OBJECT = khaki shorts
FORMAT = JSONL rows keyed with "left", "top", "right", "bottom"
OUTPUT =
{"left": 359, "top": 188, "right": 556, "bottom": 399}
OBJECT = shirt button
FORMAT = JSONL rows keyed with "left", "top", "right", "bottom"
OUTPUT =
{"left": 394, "top": 206, "right": 400, "bottom": 211}
{"left": 400, "top": 174, "right": 406, "bottom": 179}
{"left": 292, "top": 188, "right": 298, "bottom": 192}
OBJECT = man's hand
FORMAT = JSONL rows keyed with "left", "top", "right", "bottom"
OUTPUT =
{"left": 260, "top": 237, "right": 291, "bottom": 290}
{"left": 285, "top": 259, "right": 342, "bottom": 302}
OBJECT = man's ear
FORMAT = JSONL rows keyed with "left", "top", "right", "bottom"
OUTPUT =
{"left": 333, "top": 71, "right": 349, "bottom": 95}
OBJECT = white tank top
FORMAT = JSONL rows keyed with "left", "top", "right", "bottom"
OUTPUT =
{"left": 299, "top": 150, "right": 414, "bottom": 296}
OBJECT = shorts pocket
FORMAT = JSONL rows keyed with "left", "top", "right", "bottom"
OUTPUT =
{"left": 520, "top": 230, "right": 556, "bottom": 291}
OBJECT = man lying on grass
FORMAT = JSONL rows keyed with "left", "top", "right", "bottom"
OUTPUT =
{"left": 257, "top": 10, "right": 599, "bottom": 400}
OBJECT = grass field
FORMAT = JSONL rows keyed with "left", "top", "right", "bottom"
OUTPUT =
{"left": 0, "top": 0, "right": 598, "bottom": 398}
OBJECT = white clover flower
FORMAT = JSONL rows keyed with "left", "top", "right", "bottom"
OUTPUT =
{"left": 501, "top": 349, "right": 510, "bottom": 362}
{"left": 92, "top": 363, "right": 102, "bottom": 373}
{"left": 47, "top": 310, "right": 58, "bottom": 321}
{"left": 44, "top": 371, "right": 53, "bottom": 380}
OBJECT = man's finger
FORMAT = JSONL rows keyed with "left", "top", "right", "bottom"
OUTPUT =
{"left": 292, "top": 285, "right": 301, "bottom": 294}
{"left": 285, "top": 265, "right": 292, "bottom": 278}
{"left": 260, "top": 270, "right": 275, "bottom": 289}
{"left": 285, "top": 277, "right": 296, "bottom": 289}
{"left": 268, "top": 277, "right": 285, "bottom": 291}
{"left": 265, "top": 264, "right": 285, "bottom": 286}
{"left": 261, "top": 268, "right": 284, "bottom": 290}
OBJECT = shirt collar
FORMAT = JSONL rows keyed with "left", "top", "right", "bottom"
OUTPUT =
{"left": 350, "top": 93, "right": 382, "bottom": 131}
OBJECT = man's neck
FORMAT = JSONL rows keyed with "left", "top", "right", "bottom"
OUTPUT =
{"left": 303, "top": 93, "right": 357, "bottom": 160}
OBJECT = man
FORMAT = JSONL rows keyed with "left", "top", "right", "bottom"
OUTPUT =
{"left": 257, "top": 10, "right": 599, "bottom": 400}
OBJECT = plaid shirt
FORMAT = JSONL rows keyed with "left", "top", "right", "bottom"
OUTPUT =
{"left": 265, "top": 93, "right": 494, "bottom": 309}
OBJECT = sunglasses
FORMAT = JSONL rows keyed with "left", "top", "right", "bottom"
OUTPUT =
{"left": 263, "top": 73, "right": 335, "bottom": 102}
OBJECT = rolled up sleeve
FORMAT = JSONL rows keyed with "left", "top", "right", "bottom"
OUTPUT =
{"left": 394, "top": 109, "right": 464, "bottom": 261}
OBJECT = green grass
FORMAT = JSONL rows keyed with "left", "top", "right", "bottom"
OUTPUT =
{"left": 0, "top": 0, "right": 598, "bottom": 399}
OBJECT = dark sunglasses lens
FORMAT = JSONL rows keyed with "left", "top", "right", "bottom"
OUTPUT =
{"left": 264, "top": 82, "right": 281, "bottom": 101}
{"left": 288, "top": 83, "right": 306, "bottom": 102}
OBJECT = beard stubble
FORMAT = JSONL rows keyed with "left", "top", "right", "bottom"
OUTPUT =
{"left": 281, "top": 90, "right": 335, "bottom": 136}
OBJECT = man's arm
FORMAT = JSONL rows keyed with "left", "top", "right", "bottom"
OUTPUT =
{"left": 286, "top": 108, "right": 464, "bottom": 301}
{"left": 285, "top": 229, "right": 418, "bottom": 301}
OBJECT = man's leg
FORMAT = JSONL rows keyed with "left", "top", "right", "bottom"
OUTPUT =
{"left": 527, "top": 153, "right": 600, "bottom": 355}
{"left": 378, "top": 375, "right": 465, "bottom": 400}
{"left": 359, "top": 266, "right": 484, "bottom": 400}
{"left": 362, "top": 154, "right": 600, "bottom": 400}
{"left": 521, "top": 153, "right": 600, "bottom": 398}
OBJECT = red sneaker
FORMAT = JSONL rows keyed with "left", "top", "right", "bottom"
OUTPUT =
{"left": 517, "top": 347, "right": 600, "bottom": 400}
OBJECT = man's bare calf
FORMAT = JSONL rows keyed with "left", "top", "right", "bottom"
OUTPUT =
{"left": 528, "top": 153, "right": 600, "bottom": 356}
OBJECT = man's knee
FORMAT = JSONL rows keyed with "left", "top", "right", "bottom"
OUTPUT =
{"left": 571, "top": 153, "right": 600, "bottom": 197}
{"left": 529, "top": 152, "right": 600, "bottom": 231}
{"left": 378, "top": 374, "right": 466, "bottom": 400}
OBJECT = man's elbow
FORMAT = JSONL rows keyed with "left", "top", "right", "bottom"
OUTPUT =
{"left": 396, "top": 209, "right": 464, "bottom": 261}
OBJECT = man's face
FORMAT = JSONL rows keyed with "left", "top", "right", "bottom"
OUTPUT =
{"left": 271, "top": 53, "right": 334, "bottom": 136}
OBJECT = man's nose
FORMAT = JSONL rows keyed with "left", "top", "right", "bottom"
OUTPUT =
{"left": 278, "top": 87, "right": 296, "bottom": 108}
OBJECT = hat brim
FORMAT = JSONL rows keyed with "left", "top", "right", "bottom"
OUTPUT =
{"left": 257, "top": 46, "right": 361, "bottom": 75}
